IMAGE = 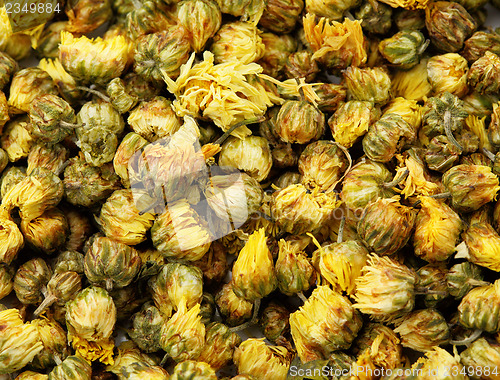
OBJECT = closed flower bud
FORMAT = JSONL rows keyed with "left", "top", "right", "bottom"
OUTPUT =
{"left": 60, "top": 32, "right": 128, "bottom": 85}
{"left": 77, "top": 127, "right": 118, "bottom": 167}
{"left": 259, "top": 0, "right": 304, "bottom": 33}
{"left": 48, "top": 356, "right": 92, "bottom": 380}
{"left": 427, "top": 53, "right": 469, "bottom": 97}
{"left": 76, "top": 100, "right": 124, "bottom": 137}
{"left": 66, "top": 286, "right": 116, "bottom": 364}
{"left": 160, "top": 299, "right": 206, "bottom": 362}
{"left": 0, "top": 216, "right": 24, "bottom": 265}
{"left": 443, "top": 164, "right": 500, "bottom": 213}
{"left": 314, "top": 83, "right": 347, "bottom": 113}
{"left": 106, "top": 78, "right": 138, "bottom": 114}
{"left": 150, "top": 263, "right": 203, "bottom": 318}
{"left": 447, "top": 262, "right": 488, "bottom": 299}
{"left": 285, "top": 50, "right": 320, "bottom": 82}
{"left": 128, "top": 303, "right": 165, "bottom": 353}
{"left": 461, "top": 222, "right": 500, "bottom": 272}
{"left": 64, "top": 209, "right": 92, "bottom": 254}
{"left": 384, "top": 99, "right": 422, "bottom": 133}
{"left": 290, "top": 286, "right": 362, "bottom": 362}
{"left": 258, "top": 303, "right": 289, "bottom": 343}
{"left": 463, "top": 31, "right": 500, "bottom": 62}
{"left": 276, "top": 239, "right": 315, "bottom": 296}
{"left": 8, "top": 68, "right": 58, "bottom": 114}
{"left": 392, "top": 58, "right": 432, "bottom": 101}
{"left": 134, "top": 27, "right": 191, "bottom": 82}
{"left": 97, "top": 189, "right": 155, "bottom": 245}
{"left": 0, "top": 51, "right": 17, "bottom": 91}
{"left": 271, "top": 184, "right": 339, "bottom": 235}
{"left": 84, "top": 236, "right": 141, "bottom": 291}
{"left": 178, "top": 0, "right": 221, "bottom": 52}
{"left": 34, "top": 271, "right": 81, "bottom": 318}
{"left": 20, "top": 208, "right": 69, "bottom": 255}
{"left": 424, "top": 135, "right": 461, "bottom": 172}
{"left": 354, "top": 254, "right": 417, "bottom": 323}
{"left": 198, "top": 322, "right": 241, "bottom": 370}
{"left": 379, "top": 30, "right": 428, "bottom": 69}
{"left": 363, "top": 113, "right": 416, "bottom": 163}
{"left": 328, "top": 100, "right": 380, "bottom": 148}
{"left": 16, "top": 371, "right": 48, "bottom": 380}
{"left": 232, "top": 228, "right": 276, "bottom": 302}
{"left": 258, "top": 33, "right": 296, "bottom": 78}
{"left": 460, "top": 338, "right": 500, "bottom": 375}
{"left": 192, "top": 241, "right": 228, "bottom": 285}
{"left": 355, "top": 1, "right": 392, "bottom": 35}
{"left": 0, "top": 309, "right": 43, "bottom": 374}
{"left": 66, "top": 0, "right": 112, "bottom": 33}
{"left": 200, "top": 293, "right": 216, "bottom": 324}
{"left": 272, "top": 143, "right": 298, "bottom": 168}
{"left": 171, "top": 360, "right": 217, "bottom": 380}
{"left": 357, "top": 197, "right": 416, "bottom": 256}
{"left": 299, "top": 140, "right": 349, "bottom": 192}
{"left": 113, "top": 133, "right": 149, "bottom": 188}
{"left": 211, "top": 21, "right": 265, "bottom": 64}
{"left": 0, "top": 264, "right": 13, "bottom": 301}
{"left": 341, "top": 159, "right": 395, "bottom": 211}
{"left": 458, "top": 280, "right": 500, "bottom": 332}
{"left": 275, "top": 100, "right": 325, "bottom": 145}
{"left": 305, "top": 0, "right": 360, "bottom": 20}
{"left": 344, "top": 66, "right": 392, "bottom": 105}
{"left": 31, "top": 317, "right": 70, "bottom": 370}
{"left": 417, "top": 264, "right": 449, "bottom": 308}
{"left": 219, "top": 135, "right": 272, "bottom": 181}
{"left": 53, "top": 250, "right": 85, "bottom": 275}
{"left": 1, "top": 117, "right": 33, "bottom": 162}
{"left": 412, "top": 347, "right": 465, "bottom": 380}
{"left": 215, "top": 282, "right": 254, "bottom": 326}
{"left": 35, "top": 21, "right": 68, "bottom": 60}
{"left": 27, "top": 144, "right": 69, "bottom": 176}
{"left": 467, "top": 51, "right": 500, "bottom": 94}
{"left": 394, "top": 309, "right": 450, "bottom": 352}
{"left": 234, "top": 339, "right": 291, "bottom": 380}
{"left": 14, "top": 258, "right": 52, "bottom": 305}
{"left": 413, "top": 196, "right": 463, "bottom": 262}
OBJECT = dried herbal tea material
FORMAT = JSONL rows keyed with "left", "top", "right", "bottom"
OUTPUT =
{"left": 458, "top": 280, "right": 500, "bottom": 333}
{"left": 215, "top": 282, "right": 254, "bottom": 327}
{"left": 30, "top": 317, "right": 70, "bottom": 370}
{"left": 170, "top": 360, "right": 217, "bottom": 380}
{"left": 48, "top": 355, "right": 92, "bottom": 380}
{"left": 128, "top": 303, "right": 165, "bottom": 353}
{"left": 13, "top": 257, "right": 52, "bottom": 305}
{"left": 197, "top": 322, "right": 242, "bottom": 371}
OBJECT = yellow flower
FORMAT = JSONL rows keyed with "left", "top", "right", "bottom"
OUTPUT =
{"left": 302, "top": 13, "right": 366, "bottom": 69}
{"left": 232, "top": 228, "right": 277, "bottom": 302}
{"left": 427, "top": 53, "right": 469, "bottom": 97}
{"left": 0, "top": 117, "right": 33, "bottom": 162}
{"left": 461, "top": 222, "right": 500, "bottom": 272}
{"left": 59, "top": 31, "right": 128, "bottom": 85}
{"left": 0, "top": 7, "right": 13, "bottom": 48}
{"left": 234, "top": 338, "right": 291, "bottom": 380}
{"left": 395, "top": 154, "right": 441, "bottom": 197}
{"left": 39, "top": 58, "right": 81, "bottom": 103}
{"left": 392, "top": 58, "right": 432, "bottom": 101}
{"left": 412, "top": 347, "right": 466, "bottom": 380}
{"left": 466, "top": 114, "right": 492, "bottom": 151}
{"left": 0, "top": 215, "right": 24, "bottom": 265}
{"left": 383, "top": 97, "right": 422, "bottom": 130}
{"left": 162, "top": 51, "right": 281, "bottom": 139}
{"left": 378, "top": 0, "right": 429, "bottom": 9}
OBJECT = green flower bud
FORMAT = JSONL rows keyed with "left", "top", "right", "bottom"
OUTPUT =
{"left": 258, "top": 302, "right": 290, "bottom": 343}
{"left": 198, "top": 322, "right": 242, "bottom": 371}
{"left": 355, "top": 1, "right": 392, "bottom": 35}
{"left": 52, "top": 250, "right": 85, "bottom": 275}
{"left": 78, "top": 127, "right": 118, "bottom": 167}
{"left": 31, "top": 317, "right": 70, "bottom": 370}
{"left": 48, "top": 356, "right": 92, "bottom": 380}
{"left": 216, "top": 282, "right": 254, "bottom": 327}
{"left": 344, "top": 66, "right": 391, "bottom": 105}
{"left": 425, "top": 1, "right": 476, "bottom": 53}
{"left": 35, "top": 271, "right": 82, "bottom": 317}
{"left": 379, "top": 30, "right": 428, "bottom": 69}
{"left": 422, "top": 92, "right": 469, "bottom": 140}
{"left": 467, "top": 51, "right": 500, "bottom": 94}
{"left": 275, "top": 100, "right": 325, "bottom": 145}
{"left": 314, "top": 83, "right": 347, "bottom": 113}
{"left": 258, "top": 33, "right": 297, "bottom": 78}
{"left": 417, "top": 264, "right": 449, "bottom": 308}
{"left": 276, "top": 239, "right": 315, "bottom": 296}
{"left": 106, "top": 78, "right": 139, "bottom": 114}
{"left": 424, "top": 135, "right": 461, "bottom": 172}
{"left": 178, "top": 0, "right": 222, "bottom": 52}
{"left": 199, "top": 292, "right": 216, "bottom": 325}
{"left": 458, "top": 280, "right": 500, "bottom": 333}
{"left": 125, "top": 0, "right": 175, "bottom": 39}
{"left": 306, "top": 0, "right": 360, "bottom": 20}
{"left": 284, "top": 51, "right": 320, "bottom": 82}
{"left": 76, "top": 100, "right": 124, "bottom": 137}
{"left": 463, "top": 31, "right": 500, "bottom": 62}
{"left": 426, "top": 53, "right": 469, "bottom": 97}
{"left": 128, "top": 303, "right": 165, "bottom": 353}
{"left": 460, "top": 338, "right": 500, "bottom": 377}
{"left": 171, "top": 360, "right": 217, "bottom": 380}
{"left": 14, "top": 258, "right": 52, "bottom": 305}
{"left": 259, "top": 0, "right": 303, "bottom": 33}
{"left": 8, "top": 68, "right": 58, "bottom": 114}
{"left": 447, "top": 262, "right": 488, "bottom": 299}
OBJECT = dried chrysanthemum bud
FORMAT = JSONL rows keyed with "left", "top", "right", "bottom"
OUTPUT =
{"left": 379, "top": 30, "right": 428, "bottom": 69}
{"left": 219, "top": 135, "right": 272, "bottom": 181}
{"left": 65, "top": 0, "right": 112, "bottom": 34}
{"left": 113, "top": 133, "right": 148, "bottom": 188}
{"left": 422, "top": 92, "right": 468, "bottom": 142}
{"left": 284, "top": 51, "right": 319, "bottom": 82}
{"left": 463, "top": 31, "right": 500, "bottom": 62}
{"left": 134, "top": 27, "right": 191, "bottom": 82}
{"left": 258, "top": 303, "right": 289, "bottom": 343}
{"left": 383, "top": 97, "right": 422, "bottom": 130}
{"left": 354, "top": 254, "right": 417, "bottom": 323}
{"left": 413, "top": 196, "right": 463, "bottom": 262}
{"left": 0, "top": 264, "right": 13, "bottom": 301}
{"left": 271, "top": 184, "right": 339, "bottom": 235}
{"left": 150, "top": 200, "right": 211, "bottom": 261}
{"left": 66, "top": 286, "right": 116, "bottom": 364}
{"left": 160, "top": 299, "right": 206, "bottom": 362}
{"left": 458, "top": 280, "right": 500, "bottom": 333}
{"left": 52, "top": 250, "right": 85, "bottom": 275}
{"left": 34, "top": 271, "right": 82, "bottom": 318}
{"left": 48, "top": 355, "right": 92, "bottom": 380}
{"left": 63, "top": 209, "right": 92, "bottom": 253}
{"left": 443, "top": 164, "right": 500, "bottom": 213}
{"left": 16, "top": 371, "right": 48, "bottom": 380}
{"left": 215, "top": 282, "right": 254, "bottom": 327}
{"left": 0, "top": 117, "right": 33, "bottom": 163}
{"left": 128, "top": 303, "right": 165, "bottom": 353}
{"left": 0, "top": 51, "right": 17, "bottom": 91}
{"left": 328, "top": 100, "right": 380, "bottom": 148}
{"left": 0, "top": 309, "right": 43, "bottom": 374}
{"left": 341, "top": 159, "right": 395, "bottom": 211}
{"left": 197, "top": 322, "right": 241, "bottom": 371}
{"left": 305, "top": 0, "right": 360, "bottom": 20}
{"left": 412, "top": 347, "right": 465, "bottom": 380}
{"left": 232, "top": 228, "right": 276, "bottom": 302}
{"left": 394, "top": 309, "right": 450, "bottom": 352}
{"left": 77, "top": 126, "right": 118, "bottom": 167}
{"left": 109, "top": 286, "right": 143, "bottom": 322}
{"left": 427, "top": 53, "right": 469, "bottom": 97}
{"left": 344, "top": 66, "right": 392, "bottom": 105}
{"left": 355, "top": 1, "right": 392, "bottom": 35}
{"left": 447, "top": 262, "right": 487, "bottom": 301}
{"left": 2, "top": 167, "right": 64, "bottom": 222}
{"left": 170, "top": 360, "right": 217, "bottom": 380}
{"left": 357, "top": 197, "right": 416, "bottom": 256}
{"left": 416, "top": 264, "right": 449, "bottom": 308}
{"left": 149, "top": 263, "right": 203, "bottom": 318}
{"left": 290, "top": 286, "right": 362, "bottom": 362}
{"left": 64, "top": 154, "right": 121, "bottom": 207}
{"left": 13, "top": 258, "right": 52, "bottom": 305}
{"left": 84, "top": 235, "right": 141, "bottom": 291}
{"left": 35, "top": 21, "right": 68, "bottom": 60}
{"left": 0, "top": 91, "right": 9, "bottom": 133}
{"left": 31, "top": 317, "right": 70, "bottom": 370}
{"left": 298, "top": 141, "right": 349, "bottom": 192}
{"left": 274, "top": 171, "right": 302, "bottom": 188}
{"left": 38, "top": 58, "right": 82, "bottom": 105}
{"left": 76, "top": 100, "right": 124, "bottom": 137}
{"left": 275, "top": 239, "right": 315, "bottom": 296}
{"left": 258, "top": 33, "right": 296, "bottom": 78}
{"left": 460, "top": 338, "right": 500, "bottom": 376}
{"left": 178, "top": 0, "right": 221, "bottom": 52}
{"left": 20, "top": 208, "right": 69, "bottom": 255}
{"left": 199, "top": 293, "right": 216, "bottom": 325}
{"left": 0, "top": 215, "right": 24, "bottom": 265}
{"left": 60, "top": 32, "right": 129, "bottom": 85}
{"left": 8, "top": 68, "right": 58, "bottom": 114}
{"left": 259, "top": 0, "right": 303, "bottom": 33}
{"left": 106, "top": 78, "right": 138, "bottom": 114}
{"left": 424, "top": 135, "right": 461, "bottom": 172}
{"left": 425, "top": 1, "right": 476, "bottom": 53}
{"left": 461, "top": 221, "right": 500, "bottom": 272}
{"left": 234, "top": 339, "right": 291, "bottom": 380}
{"left": 96, "top": 189, "right": 155, "bottom": 246}
{"left": 190, "top": 241, "right": 228, "bottom": 285}
{"left": 392, "top": 58, "right": 432, "bottom": 101}
{"left": 274, "top": 100, "right": 325, "bottom": 145}
{"left": 211, "top": 21, "right": 264, "bottom": 64}
{"left": 313, "top": 83, "right": 347, "bottom": 113}
{"left": 363, "top": 113, "right": 416, "bottom": 163}
{"left": 467, "top": 51, "right": 500, "bottom": 94}
{"left": 27, "top": 143, "right": 69, "bottom": 176}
